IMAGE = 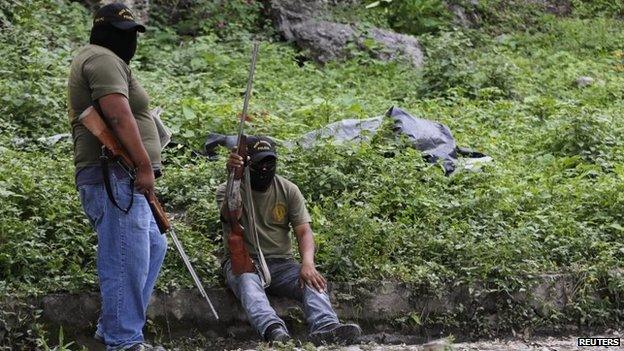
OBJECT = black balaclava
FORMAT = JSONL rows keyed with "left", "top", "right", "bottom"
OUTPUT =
{"left": 90, "top": 24, "right": 137, "bottom": 64}
{"left": 250, "top": 156, "right": 277, "bottom": 192}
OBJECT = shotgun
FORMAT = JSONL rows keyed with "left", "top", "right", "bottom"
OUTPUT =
{"left": 225, "top": 42, "right": 258, "bottom": 275}
{"left": 224, "top": 42, "right": 272, "bottom": 288}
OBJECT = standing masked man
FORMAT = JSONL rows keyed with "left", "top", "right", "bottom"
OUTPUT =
{"left": 216, "top": 136, "right": 362, "bottom": 345}
{"left": 67, "top": 4, "right": 167, "bottom": 350}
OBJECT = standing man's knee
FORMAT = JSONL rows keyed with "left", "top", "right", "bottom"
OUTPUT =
{"left": 154, "top": 231, "right": 168, "bottom": 256}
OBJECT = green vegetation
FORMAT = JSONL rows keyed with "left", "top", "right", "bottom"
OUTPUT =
{"left": 1, "top": 0, "right": 623, "bottom": 346}
{"left": 365, "top": 0, "right": 453, "bottom": 35}
{"left": 150, "top": 0, "right": 268, "bottom": 37}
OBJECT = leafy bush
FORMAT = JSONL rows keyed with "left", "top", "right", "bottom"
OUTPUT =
{"left": 572, "top": 0, "right": 624, "bottom": 18}
{"left": 417, "top": 31, "right": 474, "bottom": 97}
{"left": 542, "top": 109, "right": 623, "bottom": 166}
{"left": 150, "top": 0, "right": 266, "bottom": 38}
{"left": 418, "top": 31, "right": 518, "bottom": 98}
{"left": 0, "top": 300, "right": 82, "bottom": 350}
{"left": 475, "top": 0, "right": 559, "bottom": 32}
{"left": 0, "top": 300, "right": 44, "bottom": 350}
{"left": 0, "top": 146, "right": 96, "bottom": 295}
{"left": 366, "top": 0, "right": 453, "bottom": 35}
{"left": 521, "top": 18, "right": 624, "bottom": 54}
{"left": 0, "top": 0, "right": 89, "bottom": 138}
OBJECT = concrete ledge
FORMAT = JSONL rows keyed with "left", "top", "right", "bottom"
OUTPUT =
{"left": 43, "top": 276, "right": 570, "bottom": 326}
{"left": 4, "top": 274, "right": 616, "bottom": 347}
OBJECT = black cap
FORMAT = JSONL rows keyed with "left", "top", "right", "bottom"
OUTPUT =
{"left": 247, "top": 136, "right": 277, "bottom": 164}
{"left": 93, "top": 3, "right": 146, "bottom": 33}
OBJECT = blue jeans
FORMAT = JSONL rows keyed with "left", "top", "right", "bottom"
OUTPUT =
{"left": 223, "top": 258, "right": 339, "bottom": 338}
{"left": 78, "top": 172, "right": 167, "bottom": 351}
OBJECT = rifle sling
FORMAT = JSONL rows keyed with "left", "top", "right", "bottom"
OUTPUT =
{"left": 100, "top": 150, "right": 135, "bottom": 214}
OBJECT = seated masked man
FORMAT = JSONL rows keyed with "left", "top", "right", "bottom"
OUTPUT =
{"left": 216, "top": 136, "right": 361, "bottom": 345}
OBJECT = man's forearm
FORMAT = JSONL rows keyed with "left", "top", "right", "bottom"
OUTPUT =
{"left": 99, "top": 94, "right": 151, "bottom": 170}
{"left": 113, "top": 119, "right": 151, "bottom": 169}
{"left": 297, "top": 229, "right": 316, "bottom": 266}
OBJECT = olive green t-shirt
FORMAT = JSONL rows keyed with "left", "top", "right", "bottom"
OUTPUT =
{"left": 216, "top": 175, "right": 312, "bottom": 259}
{"left": 67, "top": 44, "right": 161, "bottom": 170}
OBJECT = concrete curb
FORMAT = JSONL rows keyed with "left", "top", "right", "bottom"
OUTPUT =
{"left": 32, "top": 274, "right": 587, "bottom": 341}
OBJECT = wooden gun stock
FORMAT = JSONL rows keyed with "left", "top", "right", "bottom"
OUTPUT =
{"left": 78, "top": 106, "right": 170, "bottom": 234}
{"left": 79, "top": 106, "right": 133, "bottom": 167}
{"left": 146, "top": 191, "right": 171, "bottom": 233}
{"left": 226, "top": 134, "right": 255, "bottom": 275}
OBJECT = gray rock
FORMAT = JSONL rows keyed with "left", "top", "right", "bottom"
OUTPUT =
{"left": 368, "top": 28, "right": 424, "bottom": 67}
{"left": 80, "top": 0, "right": 149, "bottom": 24}
{"left": 457, "top": 156, "right": 494, "bottom": 173}
{"left": 576, "top": 76, "right": 594, "bottom": 88}
{"left": 530, "top": 274, "right": 571, "bottom": 317}
{"left": 268, "top": 0, "right": 325, "bottom": 42}
{"left": 423, "top": 338, "right": 452, "bottom": 351}
{"left": 524, "top": 0, "right": 572, "bottom": 16}
{"left": 447, "top": 0, "right": 571, "bottom": 26}
{"left": 447, "top": 1, "right": 481, "bottom": 28}
{"left": 290, "top": 20, "right": 357, "bottom": 64}
{"left": 445, "top": 0, "right": 570, "bottom": 29}
{"left": 11, "top": 137, "right": 27, "bottom": 148}
{"left": 37, "top": 133, "right": 71, "bottom": 146}
{"left": 495, "top": 34, "right": 511, "bottom": 44}
{"left": 9, "top": 134, "right": 71, "bottom": 148}
{"left": 287, "top": 116, "right": 383, "bottom": 149}
{"left": 268, "top": 0, "right": 423, "bottom": 66}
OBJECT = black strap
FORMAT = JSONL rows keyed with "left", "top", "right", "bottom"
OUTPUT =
{"left": 100, "top": 144, "right": 134, "bottom": 214}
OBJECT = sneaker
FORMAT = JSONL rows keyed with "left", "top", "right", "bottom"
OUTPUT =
{"left": 125, "top": 343, "right": 167, "bottom": 351}
{"left": 264, "top": 323, "right": 291, "bottom": 344}
{"left": 309, "top": 322, "right": 361, "bottom": 346}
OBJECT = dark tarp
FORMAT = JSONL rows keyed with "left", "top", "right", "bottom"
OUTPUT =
{"left": 204, "top": 106, "right": 486, "bottom": 174}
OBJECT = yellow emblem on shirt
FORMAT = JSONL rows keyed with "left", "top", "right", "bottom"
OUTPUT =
{"left": 272, "top": 203, "right": 287, "bottom": 223}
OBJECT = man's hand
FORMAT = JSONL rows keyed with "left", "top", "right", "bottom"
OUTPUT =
{"left": 135, "top": 163, "right": 155, "bottom": 195}
{"left": 299, "top": 262, "right": 327, "bottom": 293}
{"left": 227, "top": 150, "right": 245, "bottom": 172}
{"left": 294, "top": 223, "right": 325, "bottom": 292}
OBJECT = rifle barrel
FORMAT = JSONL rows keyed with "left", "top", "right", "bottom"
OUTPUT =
{"left": 169, "top": 227, "right": 220, "bottom": 320}
{"left": 236, "top": 41, "right": 260, "bottom": 142}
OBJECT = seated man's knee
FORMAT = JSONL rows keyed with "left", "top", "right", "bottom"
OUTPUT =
{"left": 238, "top": 272, "right": 263, "bottom": 289}
{"left": 303, "top": 284, "right": 328, "bottom": 297}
